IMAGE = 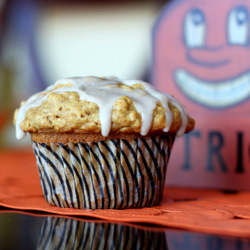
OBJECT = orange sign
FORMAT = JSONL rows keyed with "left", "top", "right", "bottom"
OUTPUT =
{"left": 152, "top": 0, "right": 250, "bottom": 189}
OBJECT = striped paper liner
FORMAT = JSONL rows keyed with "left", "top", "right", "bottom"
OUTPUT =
{"left": 37, "top": 217, "right": 167, "bottom": 249}
{"left": 32, "top": 134, "right": 175, "bottom": 209}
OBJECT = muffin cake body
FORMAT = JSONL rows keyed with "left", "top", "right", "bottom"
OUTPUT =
{"left": 14, "top": 76, "right": 194, "bottom": 209}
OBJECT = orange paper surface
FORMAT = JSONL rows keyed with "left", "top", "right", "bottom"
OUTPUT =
{"left": 1, "top": 149, "right": 250, "bottom": 237}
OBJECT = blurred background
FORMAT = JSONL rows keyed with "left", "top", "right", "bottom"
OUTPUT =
{"left": 0, "top": 0, "right": 169, "bottom": 148}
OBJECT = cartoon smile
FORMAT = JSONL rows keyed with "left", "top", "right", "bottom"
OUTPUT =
{"left": 172, "top": 4, "right": 250, "bottom": 108}
{"left": 175, "top": 69, "right": 250, "bottom": 108}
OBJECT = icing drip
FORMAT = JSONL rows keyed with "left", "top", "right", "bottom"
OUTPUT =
{"left": 15, "top": 76, "right": 188, "bottom": 140}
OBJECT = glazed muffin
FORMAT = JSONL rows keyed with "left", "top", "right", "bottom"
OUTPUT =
{"left": 14, "top": 76, "right": 194, "bottom": 209}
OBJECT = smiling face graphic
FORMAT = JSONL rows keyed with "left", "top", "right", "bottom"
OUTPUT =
{"left": 153, "top": 0, "right": 250, "bottom": 110}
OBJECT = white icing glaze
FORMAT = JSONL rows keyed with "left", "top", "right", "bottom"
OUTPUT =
{"left": 15, "top": 76, "right": 188, "bottom": 140}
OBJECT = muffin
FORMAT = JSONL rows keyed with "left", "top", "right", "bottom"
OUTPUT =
{"left": 14, "top": 76, "right": 194, "bottom": 209}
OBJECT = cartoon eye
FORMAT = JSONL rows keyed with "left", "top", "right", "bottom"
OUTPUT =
{"left": 228, "top": 6, "right": 249, "bottom": 45}
{"left": 184, "top": 8, "right": 206, "bottom": 48}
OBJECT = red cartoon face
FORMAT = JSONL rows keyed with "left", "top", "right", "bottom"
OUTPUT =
{"left": 153, "top": 0, "right": 250, "bottom": 111}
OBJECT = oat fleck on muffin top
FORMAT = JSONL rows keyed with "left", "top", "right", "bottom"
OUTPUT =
{"left": 14, "top": 76, "right": 195, "bottom": 139}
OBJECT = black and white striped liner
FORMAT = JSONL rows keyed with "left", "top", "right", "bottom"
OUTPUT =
{"left": 37, "top": 217, "right": 167, "bottom": 249}
{"left": 32, "top": 134, "right": 175, "bottom": 209}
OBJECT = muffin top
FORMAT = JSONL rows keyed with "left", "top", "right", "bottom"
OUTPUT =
{"left": 14, "top": 76, "right": 195, "bottom": 140}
